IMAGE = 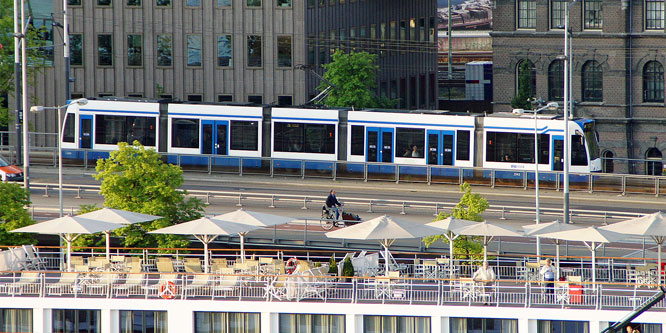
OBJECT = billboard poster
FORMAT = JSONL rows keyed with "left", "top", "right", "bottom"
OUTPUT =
{"left": 438, "top": 0, "right": 492, "bottom": 31}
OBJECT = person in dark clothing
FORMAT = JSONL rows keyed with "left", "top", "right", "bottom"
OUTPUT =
{"left": 326, "top": 189, "right": 342, "bottom": 220}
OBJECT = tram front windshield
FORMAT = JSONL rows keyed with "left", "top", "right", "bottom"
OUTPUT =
{"left": 583, "top": 122, "right": 600, "bottom": 160}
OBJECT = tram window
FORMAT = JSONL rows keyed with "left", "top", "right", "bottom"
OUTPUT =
{"left": 274, "top": 122, "right": 335, "bottom": 154}
{"left": 351, "top": 125, "right": 365, "bottom": 155}
{"left": 305, "top": 124, "right": 335, "bottom": 154}
{"left": 396, "top": 128, "right": 424, "bottom": 158}
{"left": 171, "top": 118, "right": 199, "bottom": 148}
{"left": 274, "top": 122, "right": 304, "bottom": 152}
{"left": 63, "top": 113, "right": 75, "bottom": 143}
{"left": 538, "top": 134, "right": 549, "bottom": 164}
{"left": 486, "top": 132, "right": 517, "bottom": 162}
{"left": 456, "top": 130, "right": 470, "bottom": 161}
{"left": 571, "top": 134, "right": 588, "bottom": 165}
{"left": 95, "top": 115, "right": 156, "bottom": 146}
{"left": 517, "top": 133, "right": 534, "bottom": 163}
{"left": 230, "top": 121, "right": 258, "bottom": 150}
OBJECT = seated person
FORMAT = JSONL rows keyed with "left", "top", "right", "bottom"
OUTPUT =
{"left": 411, "top": 145, "right": 421, "bottom": 158}
{"left": 472, "top": 261, "right": 496, "bottom": 285}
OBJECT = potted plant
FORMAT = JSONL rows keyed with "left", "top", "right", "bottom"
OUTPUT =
{"left": 342, "top": 256, "right": 354, "bottom": 282}
{"left": 328, "top": 254, "right": 338, "bottom": 275}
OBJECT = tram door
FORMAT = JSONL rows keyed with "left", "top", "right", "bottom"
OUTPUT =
{"left": 366, "top": 127, "right": 394, "bottom": 163}
{"left": 201, "top": 120, "right": 229, "bottom": 155}
{"left": 426, "top": 130, "right": 455, "bottom": 165}
{"left": 552, "top": 135, "right": 564, "bottom": 171}
{"left": 79, "top": 115, "right": 93, "bottom": 149}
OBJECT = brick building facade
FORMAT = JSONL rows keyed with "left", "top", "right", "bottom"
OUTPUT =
{"left": 492, "top": 0, "right": 666, "bottom": 174}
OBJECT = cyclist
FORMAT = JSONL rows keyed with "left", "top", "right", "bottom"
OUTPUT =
{"left": 326, "top": 189, "right": 342, "bottom": 220}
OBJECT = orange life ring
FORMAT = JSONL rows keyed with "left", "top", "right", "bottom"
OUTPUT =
{"left": 285, "top": 257, "right": 298, "bottom": 274}
{"left": 158, "top": 281, "right": 177, "bottom": 299}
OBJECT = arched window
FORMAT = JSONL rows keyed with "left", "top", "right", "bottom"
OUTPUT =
{"left": 548, "top": 60, "right": 564, "bottom": 101}
{"left": 646, "top": 147, "right": 663, "bottom": 175}
{"left": 643, "top": 61, "right": 664, "bottom": 103}
{"left": 582, "top": 60, "right": 603, "bottom": 102}
{"left": 516, "top": 59, "right": 536, "bottom": 98}
{"left": 602, "top": 150, "right": 614, "bottom": 173}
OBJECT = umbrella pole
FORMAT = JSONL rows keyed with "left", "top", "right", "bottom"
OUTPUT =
{"left": 483, "top": 236, "right": 488, "bottom": 262}
{"left": 659, "top": 243, "right": 663, "bottom": 286}
{"left": 556, "top": 241, "right": 560, "bottom": 280}
{"left": 65, "top": 234, "right": 72, "bottom": 272}
{"left": 204, "top": 241, "right": 209, "bottom": 273}
{"left": 240, "top": 233, "right": 246, "bottom": 263}
{"left": 105, "top": 231, "right": 111, "bottom": 260}
{"left": 385, "top": 244, "right": 390, "bottom": 275}
{"left": 591, "top": 242, "right": 596, "bottom": 285}
{"left": 449, "top": 234, "right": 456, "bottom": 282}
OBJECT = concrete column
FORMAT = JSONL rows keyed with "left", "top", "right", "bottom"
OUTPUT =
{"left": 346, "top": 313, "right": 360, "bottom": 333}
{"left": 262, "top": 312, "right": 275, "bottom": 332}
{"left": 35, "top": 308, "right": 49, "bottom": 333}
{"left": 518, "top": 318, "right": 535, "bottom": 332}
{"left": 589, "top": 320, "right": 601, "bottom": 333}
{"left": 431, "top": 315, "right": 443, "bottom": 333}
{"left": 168, "top": 309, "right": 193, "bottom": 332}
{"left": 441, "top": 316, "right": 450, "bottom": 333}
{"left": 100, "top": 308, "right": 113, "bottom": 333}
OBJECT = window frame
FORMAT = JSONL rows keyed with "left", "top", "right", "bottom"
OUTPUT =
{"left": 643, "top": 60, "right": 664, "bottom": 103}
{"left": 550, "top": 0, "right": 566, "bottom": 29}
{"left": 582, "top": 60, "right": 603, "bottom": 102}
{"left": 156, "top": 0, "right": 171, "bottom": 6}
{"left": 517, "top": 0, "right": 537, "bottom": 29}
{"left": 97, "top": 34, "right": 113, "bottom": 67}
{"left": 186, "top": 34, "right": 203, "bottom": 67}
{"left": 156, "top": 34, "right": 173, "bottom": 67}
{"left": 277, "top": 35, "right": 293, "bottom": 68}
{"left": 126, "top": 34, "right": 143, "bottom": 67}
{"left": 646, "top": 0, "right": 665, "bottom": 30}
{"left": 548, "top": 59, "right": 564, "bottom": 101}
{"left": 217, "top": 0, "right": 232, "bottom": 7}
{"left": 247, "top": 0, "right": 262, "bottom": 7}
{"left": 217, "top": 34, "right": 233, "bottom": 68}
{"left": 247, "top": 35, "right": 263, "bottom": 68}
{"left": 70, "top": 34, "right": 84, "bottom": 66}
{"left": 126, "top": 0, "right": 142, "bottom": 6}
{"left": 583, "top": 0, "right": 603, "bottom": 29}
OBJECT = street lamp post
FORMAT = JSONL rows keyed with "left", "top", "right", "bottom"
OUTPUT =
{"left": 563, "top": 0, "right": 577, "bottom": 224}
{"left": 30, "top": 98, "right": 88, "bottom": 217}
{"left": 513, "top": 101, "right": 559, "bottom": 259}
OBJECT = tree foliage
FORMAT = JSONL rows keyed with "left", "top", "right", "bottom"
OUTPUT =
{"left": 0, "top": 0, "right": 50, "bottom": 128}
{"left": 0, "top": 182, "right": 35, "bottom": 245}
{"left": 318, "top": 50, "right": 397, "bottom": 109}
{"left": 423, "top": 183, "right": 489, "bottom": 261}
{"left": 93, "top": 141, "right": 206, "bottom": 251}
{"left": 510, "top": 60, "right": 535, "bottom": 110}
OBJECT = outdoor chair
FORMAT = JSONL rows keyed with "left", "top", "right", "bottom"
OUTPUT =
{"left": 22, "top": 245, "right": 46, "bottom": 270}
{"left": 112, "top": 272, "right": 146, "bottom": 297}
{"left": 110, "top": 255, "right": 125, "bottom": 263}
{"left": 215, "top": 268, "right": 239, "bottom": 298}
{"left": 184, "top": 273, "right": 213, "bottom": 297}
{"left": 144, "top": 273, "right": 180, "bottom": 298}
{"left": 45, "top": 272, "right": 79, "bottom": 296}
{"left": 70, "top": 256, "right": 85, "bottom": 269}
{"left": 7, "top": 271, "right": 41, "bottom": 295}
{"left": 8, "top": 247, "right": 30, "bottom": 270}
{"left": 156, "top": 258, "right": 175, "bottom": 273}
{"left": 89, "top": 257, "right": 110, "bottom": 270}
{"left": 184, "top": 258, "right": 203, "bottom": 273}
{"left": 85, "top": 271, "right": 119, "bottom": 296}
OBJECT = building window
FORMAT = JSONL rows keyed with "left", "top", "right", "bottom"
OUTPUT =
{"left": 584, "top": 0, "right": 603, "bottom": 29}
{"left": 218, "top": 95, "right": 233, "bottom": 102}
{"left": 602, "top": 150, "right": 614, "bottom": 173}
{"left": 400, "top": 20, "right": 406, "bottom": 40}
{"left": 157, "top": 34, "right": 172, "bottom": 67}
{"left": 646, "top": 147, "right": 663, "bottom": 175}
{"left": 646, "top": 0, "right": 665, "bottom": 29}
{"left": 277, "top": 0, "right": 291, "bottom": 6}
{"left": 53, "top": 309, "right": 100, "bottom": 333}
{"left": 516, "top": 59, "right": 536, "bottom": 98}
{"left": 582, "top": 60, "right": 602, "bottom": 101}
{"left": 120, "top": 311, "right": 167, "bottom": 333}
{"left": 644, "top": 61, "right": 664, "bottom": 102}
{"left": 217, "top": 35, "right": 232, "bottom": 67}
{"left": 0, "top": 309, "right": 32, "bottom": 333}
{"left": 70, "top": 34, "right": 83, "bottom": 66}
{"left": 247, "top": 0, "right": 261, "bottom": 7}
{"left": 451, "top": 318, "right": 518, "bottom": 332}
{"left": 517, "top": 0, "right": 536, "bottom": 29}
{"left": 248, "top": 95, "right": 263, "bottom": 104}
{"left": 319, "top": 0, "right": 325, "bottom": 6}
{"left": 277, "top": 36, "right": 292, "bottom": 67}
{"left": 97, "top": 34, "right": 113, "bottom": 66}
{"left": 127, "top": 0, "right": 141, "bottom": 6}
{"left": 550, "top": 0, "right": 566, "bottom": 28}
{"left": 187, "top": 0, "right": 200, "bottom": 5}
{"left": 156, "top": 0, "right": 170, "bottom": 6}
{"left": 278, "top": 96, "right": 293, "bottom": 106}
{"left": 279, "top": 314, "right": 345, "bottom": 333}
{"left": 247, "top": 35, "right": 262, "bottom": 67}
{"left": 364, "top": 315, "right": 431, "bottom": 332}
{"left": 188, "top": 95, "right": 203, "bottom": 102}
{"left": 187, "top": 35, "right": 202, "bottom": 67}
{"left": 68, "top": 0, "right": 81, "bottom": 5}
{"left": 548, "top": 60, "right": 564, "bottom": 100}
{"left": 218, "top": 0, "right": 231, "bottom": 6}
{"left": 98, "top": 0, "right": 111, "bottom": 5}
{"left": 308, "top": 0, "right": 314, "bottom": 7}
{"left": 194, "top": 312, "right": 260, "bottom": 333}
{"left": 127, "top": 34, "right": 142, "bottom": 67}
{"left": 537, "top": 320, "right": 588, "bottom": 332}
{"left": 419, "top": 18, "right": 426, "bottom": 41}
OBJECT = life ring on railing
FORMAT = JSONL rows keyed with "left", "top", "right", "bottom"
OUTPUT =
{"left": 158, "top": 281, "right": 177, "bottom": 299}
{"left": 285, "top": 257, "right": 298, "bottom": 274}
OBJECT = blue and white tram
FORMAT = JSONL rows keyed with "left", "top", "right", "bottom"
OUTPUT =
{"left": 61, "top": 100, "right": 160, "bottom": 160}
{"left": 60, "top": 98, "right": 601, "bottom": 174}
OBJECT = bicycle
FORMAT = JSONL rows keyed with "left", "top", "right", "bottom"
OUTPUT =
{"left": 320, "top": 205, "right": 362, "bottom": 230}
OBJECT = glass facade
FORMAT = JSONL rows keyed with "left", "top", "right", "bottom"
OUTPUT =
{"left": 537, "top": 320, "right": 588, "bottom": 332}
{"left": 279, "top": 313, "right": 345, "bottom": 333}
{"left": 450, "top": 318, "right": 518, "bottom": 332}
{"left": 0, "top": 309, "right": 32, "bottom": 333}
{"left": 363, "top": 316, "right": 430, "bottom": 333}
{"left": 194, "top": 312, "right": 260, "bottom": 333}
{"left": 119, "top": 311, "right": 167, "bottom": 333}
{"left": 53, "top": 309, "right": 100, "bottom": 333}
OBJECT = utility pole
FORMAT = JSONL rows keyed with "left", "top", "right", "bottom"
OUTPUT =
{"left": 447, "top": 0, "right": 453, "bottom": 80}
{"left": 21, "top": 0, "right": 30, "bottom": 192}
{"left": 13, "top": 0, "right": 22, "bottom": 165}
{"left": 63, "top": 0, "right": 71, "bottom": 100}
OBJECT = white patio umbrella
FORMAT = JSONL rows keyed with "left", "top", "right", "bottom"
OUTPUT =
{"left": 453, "top": 221, "right": 523, "bottom": 261}
{"left": 213, "top": 209, "right": 295, "bottom": 262}
{"left": 537, "top": 226, "right": 625, "bottom": 284}
{"left": 10, "top": 216, "right": 124, "bottom": 271}
{"left": 325, "top": 215, "right": 441, "bottom": 274}
{"left": 426, "top": 217, "right": 478, "bottom": 279}
{"left": 602, "top": 211, "right": 666, "bottom": 280}
{"left": 77, "top": 208, "right": 162, "bottom": 259}
{"left": 148, "top": 217, "right": 259, "bottom": 273}
{"left": 522, "top": 220, "right": 582, "bottom": 278}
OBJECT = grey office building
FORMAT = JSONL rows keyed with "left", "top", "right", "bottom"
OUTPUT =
{"left": 8, "top": 0, "right": 437, "bottom": 148}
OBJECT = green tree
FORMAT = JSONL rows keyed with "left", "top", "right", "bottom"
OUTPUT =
{"left": 93, "top": 141, "right": 206, "bottom": 251}
{"left": 423, "top": 183, "right": 489, "bottom": 261}
{"left": 0, "top": 182, "right": 35, "bottom": 245}
{"left": 318, "top": 50, "right": 396, "bottom": 109}
{"left": 0, "top": 0, "right": 50, "bottom": 128}
{"left": 510, "top": 60, "right": 535, "bottom": 110}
